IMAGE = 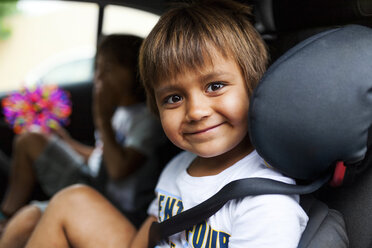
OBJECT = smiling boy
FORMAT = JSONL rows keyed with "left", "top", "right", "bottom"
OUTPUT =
{"left": 24, "top": 1, "right": 308, "bottom": 248}
{"left": 154, "top": 51, "right": 252, "bottom": 175}
{"left": 139, "top": 1, "right": 308, "bottom": 246}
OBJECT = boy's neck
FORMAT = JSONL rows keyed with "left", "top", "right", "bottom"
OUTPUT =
{"left": 187, "top": 136, "right": 254, "bottom": 177}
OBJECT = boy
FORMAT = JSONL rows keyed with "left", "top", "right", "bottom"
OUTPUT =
{"left": 25, "top": 1, "right": 308, "bottom": 247}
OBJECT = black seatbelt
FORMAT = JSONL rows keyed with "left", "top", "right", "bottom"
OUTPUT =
{"left": 148, "top": 173, "right": 331, "bottom": 248}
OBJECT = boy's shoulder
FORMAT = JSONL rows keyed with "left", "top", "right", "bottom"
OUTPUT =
{"left": 223, "top": 150, "right": 297, "bottom": 185}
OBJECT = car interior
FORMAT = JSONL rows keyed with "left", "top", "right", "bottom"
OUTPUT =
{"left": 1, "top": 0, "right": 372, "bottom": 247}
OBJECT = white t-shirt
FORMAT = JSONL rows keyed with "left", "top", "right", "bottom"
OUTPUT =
{"left": 148, "top": 150, "right": 308, "bottom": 248}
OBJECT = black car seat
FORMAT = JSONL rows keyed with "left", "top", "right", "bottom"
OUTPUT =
{"left": 249, "top": 24, "right": 372, "bottom": 248}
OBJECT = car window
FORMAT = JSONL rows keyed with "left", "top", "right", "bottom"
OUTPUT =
{"left": 102, "top": 5, "right": 160, "bottom": 37}
{"left": 0, "top": 1, "right": 160, "bottom": 93}
{"left": 37, "top": 55, "right": 94, "bottom": 86}
{"left": 0, "top": 0, "right": 98, "bottom": 92}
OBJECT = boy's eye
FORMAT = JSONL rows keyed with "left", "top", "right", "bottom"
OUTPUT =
{"left": 206, "top": 82, "right": 225, "bottom": 92}
{"left": 165, "top": 95, "right": 183, "bottom": 104}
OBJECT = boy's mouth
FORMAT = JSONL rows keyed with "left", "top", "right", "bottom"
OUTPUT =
{"left": 184, "top": 123, "right": 225, "bottom": 136}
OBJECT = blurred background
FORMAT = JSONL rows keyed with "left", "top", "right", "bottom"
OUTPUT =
{"left": 0, "top": 0, "right": 161, "bottom": 198}
{"left": 0, "top": 0, "right": 159, "bottom": 92}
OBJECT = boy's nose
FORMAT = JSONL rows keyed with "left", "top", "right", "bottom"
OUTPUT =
{"left": 185, "top": 96, "right": 212, "bottom": 122}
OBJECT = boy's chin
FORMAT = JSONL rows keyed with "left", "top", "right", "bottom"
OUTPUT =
{"left": 191, "top": 145, "right": 231, "bottom": 158}
{"left": 190, "top": 138, "right": 253, "bottom": 159}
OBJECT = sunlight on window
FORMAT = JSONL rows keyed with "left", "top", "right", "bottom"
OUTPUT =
{"left": 0, "top": 1, "right": 159, "bottom": 93}
{"left": 17, "top": 0, "right": 66, "bottom": 16}
{"left": 0, "top": 1, "right": 97, "bottom": 92}
{"left": 103, "top": 5, "right": 159, "bottom": 38}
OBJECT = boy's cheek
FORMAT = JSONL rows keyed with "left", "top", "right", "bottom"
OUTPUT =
{"left": 160, "top": 116, "right": 182, "bottom": 147}
{"left": 220, "top": 93, "right": 250, "bottom": 121}
{"left": 163, "top": 128, "right": 182, "bottom": 149}
{"left": 161, "top": 119, "right": 176, "bottom": 138}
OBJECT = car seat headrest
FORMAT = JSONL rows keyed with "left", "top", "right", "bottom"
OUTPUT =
{"left": 248, "top": 25, "right": 372, "bottom": 181}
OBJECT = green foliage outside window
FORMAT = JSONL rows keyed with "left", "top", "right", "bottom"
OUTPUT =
{"left": 0, "top": 0, "right": 18, "bottom": 40}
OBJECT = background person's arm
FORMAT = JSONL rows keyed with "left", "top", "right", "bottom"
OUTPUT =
{"left": 130, "top": 215, "right": 157, "bottom": 248}
{"left": 52, "top": 126, "right": 95, "bottom": 163}
{"left": 97, "top": 119, "right": 146, "bottom": 181}
{"left": 93, "top": 79, "right": 146, "bottom": 181}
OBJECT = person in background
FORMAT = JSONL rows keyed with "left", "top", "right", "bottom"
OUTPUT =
{"left": 0, "top": 34, "right": 166, "bottom": 247}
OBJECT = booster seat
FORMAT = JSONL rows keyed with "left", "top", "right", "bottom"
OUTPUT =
{"left": 149, "top": 24, "right": 372, "bottom": 248}
{"left": 249, "top": 24, "right": 372, "bottom": 248}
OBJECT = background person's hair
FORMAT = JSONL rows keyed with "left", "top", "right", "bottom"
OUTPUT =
{"left": 139, "top": 0, "right": 268, "bottom": 115}
{"left": 96, "top": 34, "right": 145, "bottom": 102}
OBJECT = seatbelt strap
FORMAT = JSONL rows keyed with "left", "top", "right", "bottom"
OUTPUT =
{"left": 148, "top": 173, "right": 331, "bottom": 248}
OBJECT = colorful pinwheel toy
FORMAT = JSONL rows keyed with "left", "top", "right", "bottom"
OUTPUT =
{"left": 2, "top": 85, "right": 72, "bottom": 134}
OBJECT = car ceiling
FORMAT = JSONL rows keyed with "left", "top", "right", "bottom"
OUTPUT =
{"left": 64, "top": 0, "right": 171, "bottom": 15}
{"left": 65, "top": 0, "right": 372, "bottom": 32}
{"left": 62, "top": 0, "right": 372, "bottom": 66}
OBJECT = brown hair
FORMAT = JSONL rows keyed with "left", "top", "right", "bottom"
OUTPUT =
{"left": 97, "top": 34, "right": 145, "bottom": 101}
{"left": 139, "top": 0, "right": 268, "bottom": 115}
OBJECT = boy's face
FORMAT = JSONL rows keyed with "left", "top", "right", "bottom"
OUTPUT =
{"left": 154, "top": 52, "right": 251, "bottom": 158}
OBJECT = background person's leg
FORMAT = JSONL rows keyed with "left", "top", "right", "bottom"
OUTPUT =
{"left": 0, "top": 205, "right": 42, "bottom": 248}
{"left": 0, "top": 132, "right": 48, "bottom": 217}
{"left": 26, "top": 185, "right": 137, "bottom": 248}
{"left": 0, "top": 150, "right": 10, "bottom": 177}
{"left": 0, "top": 150, "right": 11, "bottom": 208}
